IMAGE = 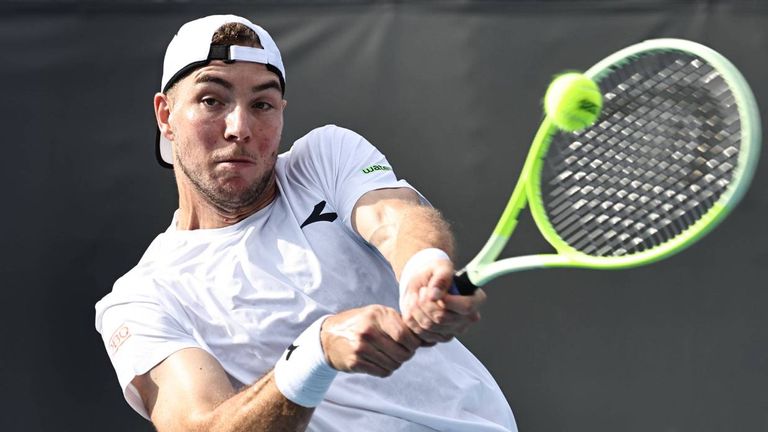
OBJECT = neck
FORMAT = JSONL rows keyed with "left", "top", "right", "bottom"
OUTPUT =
{"left": 175, "top": 175, "right": 277, "bottom": 230}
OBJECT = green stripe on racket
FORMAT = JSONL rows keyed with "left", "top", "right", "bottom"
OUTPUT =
{"left": 452, "top": 38, "right": 761, "bottom": 295}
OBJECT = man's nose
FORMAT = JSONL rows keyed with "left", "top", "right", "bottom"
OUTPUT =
{"left": 224, "top": 105, "right": 252, "bottom": 142}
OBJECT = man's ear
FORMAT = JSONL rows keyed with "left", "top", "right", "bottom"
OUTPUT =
{"left": 154, "top": 92, "right": 173, "bottom": 141}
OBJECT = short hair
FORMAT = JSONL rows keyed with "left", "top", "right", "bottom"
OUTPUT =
{"left": 211, "top": 22, "right": 262, "bottom": 48}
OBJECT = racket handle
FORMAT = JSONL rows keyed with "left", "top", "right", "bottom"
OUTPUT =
{"left": 450, "top": 269, "right": 479, "bottom": 296}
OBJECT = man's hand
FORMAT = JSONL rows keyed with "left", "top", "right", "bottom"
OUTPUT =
{"left": 321, "top": 305, "right": 422, "bottom": 377}
{"left": 351, "top": 187, "right": 486, "bottom": 345}
{"left": 400, "top": 257, "right": 486, "bottom": 345}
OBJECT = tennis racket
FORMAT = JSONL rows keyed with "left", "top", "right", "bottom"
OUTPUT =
{"left": 452, "top": 38, "right": 761, "bottom": 295}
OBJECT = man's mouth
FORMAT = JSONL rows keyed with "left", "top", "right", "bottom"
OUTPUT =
{"left": 216, "top": 156, "right": 255, "bottom": 165}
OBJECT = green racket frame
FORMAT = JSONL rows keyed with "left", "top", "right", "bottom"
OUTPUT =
{"left": 462, "top": 39, "right": 761, "bottom": 288}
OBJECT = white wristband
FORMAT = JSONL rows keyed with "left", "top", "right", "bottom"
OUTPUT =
{"left": 274, "top": 315, "right": 338, "bottom": 408}
{"left": 398, "top": 248, "right": 451, "bottom": 312}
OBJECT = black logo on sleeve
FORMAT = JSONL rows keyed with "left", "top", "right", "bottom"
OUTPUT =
{"left": 300, "top": 200, "right": 338, "bottom": 228}
{"left": 286, "top": 343, "right": 299, "bottom": 360}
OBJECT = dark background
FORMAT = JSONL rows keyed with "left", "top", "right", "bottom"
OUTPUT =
{"left": 1, "top": 1, "right": 766, "bottom": 431}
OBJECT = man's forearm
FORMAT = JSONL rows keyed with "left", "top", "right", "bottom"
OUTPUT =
{"left": 364, "top": 202, "right": 455, "bottom": 280}
{"left": 389, "top": 205, "right": 455, "bottom": 279}
{"left": 136, "top": 349, "right": 315, "bottom": 432}
{"left": 202, "top": 371, "right": 313, "bottom": 432}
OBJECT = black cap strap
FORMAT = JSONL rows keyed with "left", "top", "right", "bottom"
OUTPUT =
{"left": 207, "top": 44, "right": 231, "bottom": 61}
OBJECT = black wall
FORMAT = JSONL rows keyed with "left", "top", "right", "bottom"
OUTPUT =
{"left": 1, "top": 1, "right": 766, "bottom": 431}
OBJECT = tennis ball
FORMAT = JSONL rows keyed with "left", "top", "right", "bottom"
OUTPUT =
{"left": 544, "top": 72, "right": 602, "bottom": 132}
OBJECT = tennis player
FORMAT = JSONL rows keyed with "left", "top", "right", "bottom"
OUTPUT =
{"left": 95, "top": 14, "right": 516, "bottom": 431}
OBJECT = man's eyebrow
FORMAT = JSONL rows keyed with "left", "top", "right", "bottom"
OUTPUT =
{"left": 252, "top": 80, "right": 282, "bottom": 94}
{"left": 194, "top": 74, "right": 232, "bottom": 90}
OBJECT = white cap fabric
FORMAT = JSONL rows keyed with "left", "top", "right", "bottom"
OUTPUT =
{"left": 156, "top": 15, "right": 286, "bottom": 167}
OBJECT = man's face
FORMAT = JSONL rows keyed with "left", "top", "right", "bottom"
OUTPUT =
{"left": 163, "top": 61, "right": 286, "bottom": 213}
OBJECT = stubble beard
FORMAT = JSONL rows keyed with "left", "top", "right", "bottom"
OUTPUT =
{"left": 177, "top": 150, "right": 278, "bottom": 215}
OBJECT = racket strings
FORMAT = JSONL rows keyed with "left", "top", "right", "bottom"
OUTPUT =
{"left": 540, "top": 51, "right": 741, "bottom": 257}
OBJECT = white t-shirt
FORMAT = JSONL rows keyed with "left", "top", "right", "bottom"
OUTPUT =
{"left": 95, "top": 125, "right": 517, "bottom": 432}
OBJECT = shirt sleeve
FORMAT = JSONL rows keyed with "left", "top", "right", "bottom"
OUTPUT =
{"left": 94, "top": 285, "right": 200, "bottom": 420}
{"left": 286, "top": 125, "right": 427, "bottom": 230}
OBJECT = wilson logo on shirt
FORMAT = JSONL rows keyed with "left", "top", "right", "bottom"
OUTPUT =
{"left": 108, "top": 324, "right": 131, "bottom": 354}
{"left": 301, "top": 200, "right": 338, "bottom": 228}
{"left": 361, "top": 164, "right": 392, "bottom": 174}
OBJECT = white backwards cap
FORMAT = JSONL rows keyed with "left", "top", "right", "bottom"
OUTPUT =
{"left": 156, "top": 15, "right": 286, "bottom": 168}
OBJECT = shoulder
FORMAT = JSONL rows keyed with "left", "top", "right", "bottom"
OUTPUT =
{"left": 95, "top": 267, "right": 161, "bottom": 325}
{"left": 303, "top": 124, "right": 366, "bottom": 142}
{"left": 278, "top": 125, "right": 380, "bottom": 183}
{"left": 94, "top": 231, "right": 180, "bottom": 328}
{"left": 285, "top": 125, "right": 374, "bottom": 158}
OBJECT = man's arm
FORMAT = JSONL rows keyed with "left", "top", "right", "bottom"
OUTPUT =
{"left": 134, "top": 348, "right": 312, "bottom": 432}
{"left": 134, "top": 305, "right": 422, "bottom": 432}
{"left": 352, "top": 187, "right": 486, "bottom": 344}
{"left": 352, "top": 188, "right": 455, "bottom": 279}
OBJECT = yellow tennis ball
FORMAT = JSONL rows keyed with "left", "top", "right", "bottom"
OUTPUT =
{"left": 544, "top": 72, "right": 602, "bottom": 132}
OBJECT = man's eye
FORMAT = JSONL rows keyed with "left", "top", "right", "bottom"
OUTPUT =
{"left": 254, "top": 101, "right": 273, "bottom": 110}
{"left": 202, "top": 98, "right": 219, "bottom": 106}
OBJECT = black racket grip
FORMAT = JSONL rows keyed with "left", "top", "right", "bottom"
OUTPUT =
{"left": 449, "top": 269, "right": 479, "bottom": 296}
